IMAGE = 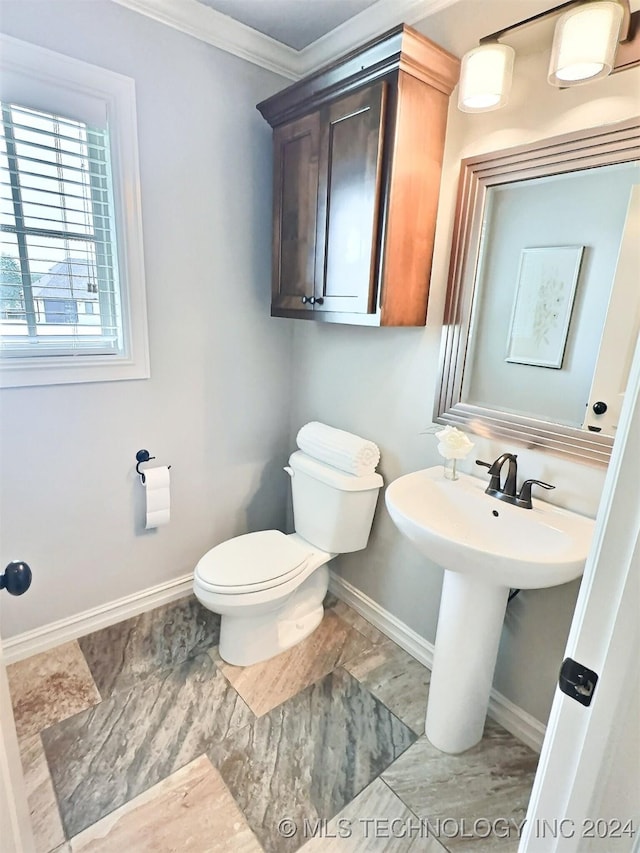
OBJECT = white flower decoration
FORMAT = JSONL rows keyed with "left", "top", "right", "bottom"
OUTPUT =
{"left": 435, "top": 425, "right": 474, "bottom": 460}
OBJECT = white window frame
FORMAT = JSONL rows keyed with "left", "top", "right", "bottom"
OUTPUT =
{"left": 0, "top": 35, "right": 150, "bottom": 388}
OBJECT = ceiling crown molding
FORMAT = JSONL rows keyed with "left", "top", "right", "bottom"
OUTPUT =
{"left": 299, "top": 0, "right": 461, "bottom": 74}
{"left": 112, "top": 0, "right": 301, "bottom": 80}
{"left": 112, "top": 0, "right": 462, "bottom": 81}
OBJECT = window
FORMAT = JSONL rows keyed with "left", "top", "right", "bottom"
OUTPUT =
{"left": 1, "top": 104, "right": 119, "bottom": 350}
{"left": 0, "top": 36, "right": 149, "bottom": 387}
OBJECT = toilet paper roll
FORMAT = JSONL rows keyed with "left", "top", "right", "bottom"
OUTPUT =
{"left": 144, "top": 466, "right": 171, "bottom": 529}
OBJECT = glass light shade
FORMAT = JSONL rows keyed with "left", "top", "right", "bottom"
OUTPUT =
{"left": 548, "top": 1, "right": 624, "bottom": 86}
{"left": 458, "top": 43, "right": 515, "bottom": 113}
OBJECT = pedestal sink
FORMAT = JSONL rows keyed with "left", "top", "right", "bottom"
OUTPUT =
{"left": 385, "top": 466, "right": 595, "bottom": 754}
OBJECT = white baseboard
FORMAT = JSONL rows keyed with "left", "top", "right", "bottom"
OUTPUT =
{"left": 329, "top": 571, "right": 436, "bottom": 669}
{"left": 3, "top": 574, "right": 193, "bottom": 664}
{"left": 487, "top": 690, "right": 547, "bottom": 755}
{"left": 329, "top": 571, "right": 546, "bottom": 753}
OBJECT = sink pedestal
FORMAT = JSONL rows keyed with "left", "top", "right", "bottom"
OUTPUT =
{"left": 425, "top": 571, "right": 510, "bottom": 754}
{"left": 385, "top": 466, "right": 594, "bottom": 755}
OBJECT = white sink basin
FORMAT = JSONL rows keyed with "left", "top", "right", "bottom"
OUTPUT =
{"left": 385, "top": 465, "right": 595, "bottom": 755}
{"left": 385, "top": 467, "right": 595, "bottom": 589}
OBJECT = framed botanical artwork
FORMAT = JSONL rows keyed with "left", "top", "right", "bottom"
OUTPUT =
{"left": 506, "top": 245, "right": 584, "bottom": 368}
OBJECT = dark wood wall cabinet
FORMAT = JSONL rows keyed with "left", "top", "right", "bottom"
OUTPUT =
{"left": 257, "top": 25, "right": 459, "bottom": 326}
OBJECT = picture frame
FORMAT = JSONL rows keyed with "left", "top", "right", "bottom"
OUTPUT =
{"left": 506, "top": 245, "right": 584, "bottom": 368}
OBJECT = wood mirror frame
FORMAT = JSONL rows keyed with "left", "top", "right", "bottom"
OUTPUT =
{"left": 435, "top": 117, "right": 640, "bottom": 466}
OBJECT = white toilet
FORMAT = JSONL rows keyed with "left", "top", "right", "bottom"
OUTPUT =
{"left": 193, "top": 450, "right": 383, "bottom": 666}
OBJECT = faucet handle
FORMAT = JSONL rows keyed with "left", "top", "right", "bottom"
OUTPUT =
{"left": 517, "top": 479, "right": 555, "bottom": 509}
{"left": 476, "top": 459, "right": 500, "bottom": 493}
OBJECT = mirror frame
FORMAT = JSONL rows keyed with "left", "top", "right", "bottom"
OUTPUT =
{"left": 436, "top": 117, "right": 640, "bottom": 466}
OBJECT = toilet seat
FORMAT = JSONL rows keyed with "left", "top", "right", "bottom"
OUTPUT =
{"left": 194, "top": 530, "right": 311, "bottom": 595}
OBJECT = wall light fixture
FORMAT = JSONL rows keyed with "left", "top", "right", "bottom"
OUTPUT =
{"left": 458, "top": 0, "right": 640, "bottom": 113}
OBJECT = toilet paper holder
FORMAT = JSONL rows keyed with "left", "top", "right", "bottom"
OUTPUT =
{"left": 136, "top": 449, "right": 171, "bottom": 484}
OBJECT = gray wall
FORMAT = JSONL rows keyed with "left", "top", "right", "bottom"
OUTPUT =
{"left": 0, "top": 1, "right": 292, "bottom": 637}
{"left": 289, "top": 34, "right": 640, "bottom": 724}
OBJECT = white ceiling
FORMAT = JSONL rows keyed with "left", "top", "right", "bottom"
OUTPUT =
{"left": 195, "top": 0, "right": 380, "bottom": 50}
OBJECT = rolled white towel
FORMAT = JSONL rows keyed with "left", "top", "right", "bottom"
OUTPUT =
{"left": 296, "top": 422, "right": 380, "bottom": 477}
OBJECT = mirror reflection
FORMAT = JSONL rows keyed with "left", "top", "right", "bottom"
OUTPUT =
{"left": 436, "top": 118, "right": 640, "bottom": 465}
{"left": 462, "top": 161, "right": 639, "bottom": 436}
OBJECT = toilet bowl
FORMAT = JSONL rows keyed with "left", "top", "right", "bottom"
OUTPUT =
{"left": 193, "top": 450, "right": 382, "bottom": 666}
{"left": 194, "top": 530, "right": 333, "bottom": 666}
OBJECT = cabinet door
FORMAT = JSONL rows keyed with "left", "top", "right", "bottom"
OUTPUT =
{"left": 315, "top": 82, "right": 387, "bottom": 314}
{"left": 272, "top": 113, "right": 320, "bottom": 312}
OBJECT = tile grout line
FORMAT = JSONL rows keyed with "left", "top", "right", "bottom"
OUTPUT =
{"left": 330, "top": 572, "right": 546, "bottom": 753}
{"left": 377, "top": 776, "right": 452, "bottom": 853}
{"left": 12, "top": 594, "right": 533, "bottom": 853}
{"left": 15, "top": 594, "right": 415, "bottom": 846}
{"left": 9, "top": 599, "right": 225, "bottom": 849}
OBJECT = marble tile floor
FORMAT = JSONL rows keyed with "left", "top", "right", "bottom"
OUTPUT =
{"left": 7, "top": 594, "right": 538, "bottom": 853}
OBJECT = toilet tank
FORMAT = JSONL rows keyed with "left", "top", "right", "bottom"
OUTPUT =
{"left": 287, "top": 451, "right": 383, "bottom": 553}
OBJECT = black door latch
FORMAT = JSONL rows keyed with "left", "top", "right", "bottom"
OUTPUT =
{"left": 558, "top": 657, "right": 598, "bottom": 707}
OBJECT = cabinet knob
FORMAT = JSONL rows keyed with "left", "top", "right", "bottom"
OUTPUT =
{"left": 592, "top": 401, "right": 607, "bottom": 415}
{"left": 315, "top": 297, "right": 324, "bottom": 306}
{"left": 300, "top": 295, "right": 308, "bottom": 304}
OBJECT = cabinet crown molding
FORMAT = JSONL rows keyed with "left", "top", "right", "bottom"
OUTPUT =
{"left": 257, "top": 24, "right": 459, "bottom": 128}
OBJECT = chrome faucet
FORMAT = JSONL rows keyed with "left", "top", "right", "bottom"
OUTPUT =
{"left": 476, "top": 453, "right": 555, "bottom": 509}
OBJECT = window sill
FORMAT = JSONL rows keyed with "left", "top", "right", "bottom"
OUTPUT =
{"left": 0, "top": 352, "right": 150, "bottom": 388}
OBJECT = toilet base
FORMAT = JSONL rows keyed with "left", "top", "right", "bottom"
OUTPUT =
{"left": 218, "top": 565, "right": 330, "bottom": 666}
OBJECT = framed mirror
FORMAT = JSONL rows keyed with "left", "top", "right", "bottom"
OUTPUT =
{"left": 436, "top": 117, "right": 640, "bottom": 466}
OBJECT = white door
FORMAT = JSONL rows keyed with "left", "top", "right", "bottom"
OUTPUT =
{"left": 522, "top": 320, "right": 640, "bottom": 850}
{"left": 0, "top": 570, "right": 35, "bottom": 853}
{"left": 583, "top": 184, "right": 640, "bottom": 434}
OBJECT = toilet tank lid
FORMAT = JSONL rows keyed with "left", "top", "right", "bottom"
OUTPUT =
{"left": 195, "top": 530, "right": 310, "bottom": 588}
{"left": 289, "top": 451, "right": 383, "bottom": 491}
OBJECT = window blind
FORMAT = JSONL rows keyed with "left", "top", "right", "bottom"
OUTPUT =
{"left": 0, "top": 102, "right": 122, "bottom": 357}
